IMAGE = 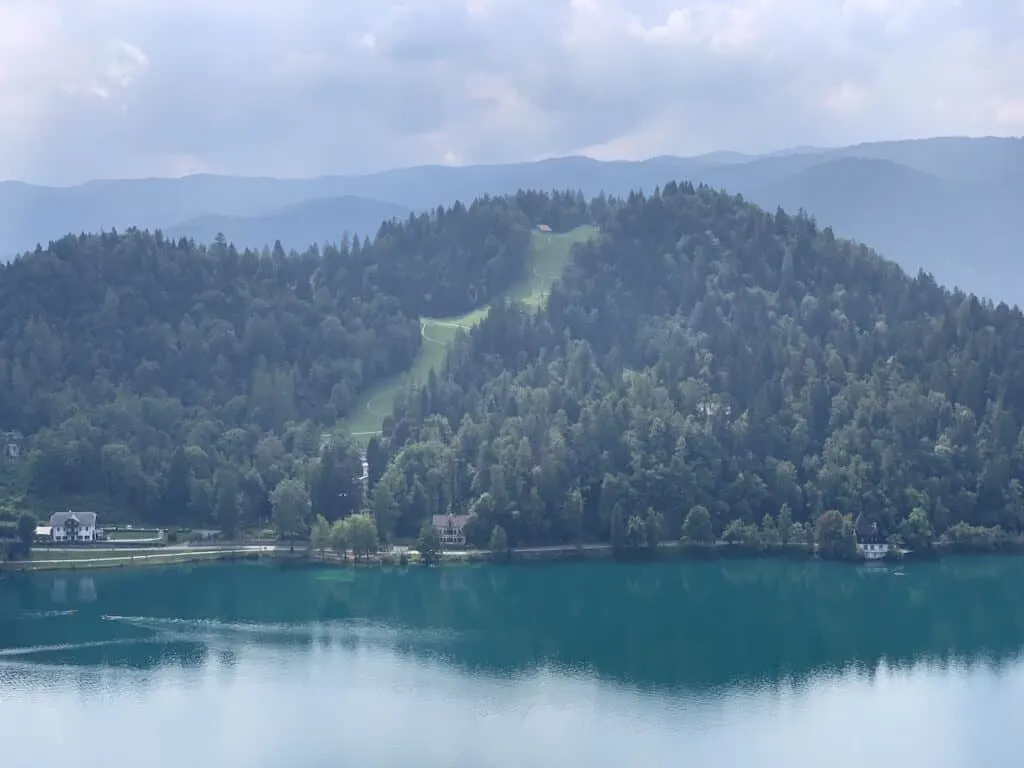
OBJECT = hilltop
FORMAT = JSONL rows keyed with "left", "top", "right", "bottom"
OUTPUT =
{"left": 3, "top": 136, "right": 1022, "bottom": 303}
{"left": 4, "top": 180, "right": 1024, "bottom": 557}
{"left": 0, "top": 191, "right": 593, "bottom": 527}
{"left": 367, "top": 182, "right": 1024, "bottom": 553}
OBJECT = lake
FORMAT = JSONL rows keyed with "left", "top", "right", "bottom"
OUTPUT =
{"left": 3, "top": 558, "right": 1024, "bottom": 767}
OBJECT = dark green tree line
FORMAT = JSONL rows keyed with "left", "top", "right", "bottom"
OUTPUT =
{"left": 371, "top": 182, "right": 1024, "bottom": 551}
{"left": 0, "top": 194, "right": 565, "bottom": 527}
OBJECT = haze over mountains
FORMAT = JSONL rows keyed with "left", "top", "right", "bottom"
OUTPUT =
{"left": 2, "top": 136, "right": 1021, "bottom": 303}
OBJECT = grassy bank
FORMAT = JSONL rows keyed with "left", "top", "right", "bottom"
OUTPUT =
{"left": 1, "top": 547, "right": 273, "bottom": 572}
{"left": 105, "top": 528, "right": 164, "bottom": 542}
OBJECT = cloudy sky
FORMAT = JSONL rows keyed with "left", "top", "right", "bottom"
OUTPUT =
{"left": 2, "top": 0, "right": 1022, "bottom": 185}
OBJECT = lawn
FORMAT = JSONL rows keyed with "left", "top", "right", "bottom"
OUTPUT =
{"left": 105, "top": 528, "right": 164, "bottom": 542}
{"left": 9, "top": 548, "right": 260, "bottom": 571}
{"left": 344, "top": 226, "right": 597, "bottom": 444}
{"left": 29, "top": 548, "right": 166, "bottom": 561}
{"left": 506, "top": 225, "right": 596, "bottom": 309}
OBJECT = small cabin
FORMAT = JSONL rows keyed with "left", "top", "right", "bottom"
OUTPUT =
{"left": 2, "top": 430, "right": 23, "bottom": 460}
{"left": 854, "top": 513, "right": 889, "bottom": 561}
{"left": 432, "top": 514, "right": 470, "bottom": 547}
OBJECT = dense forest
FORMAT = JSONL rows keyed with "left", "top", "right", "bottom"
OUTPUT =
{"left": 371, "top": 183, "right": 1024, "bottom": 555}
{"left": 3, "top": 181, "right": 1024, "bottom": 558}
{"left": 0, "top": 194, "right": 559, "bottom": 529}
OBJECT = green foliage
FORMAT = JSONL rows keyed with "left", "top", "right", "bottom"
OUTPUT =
{"left": 12, "top": 180, "right": 1024, "bottom": 556}
{"left": 681, "top": 506, "right": 714, "bottom": 544}
{"left": 309, "top": 439, "right": 363, "bottom": 522}
{"left": 722, "top": 520, "right": 763, "bottom": 550}
{"left": 310, "top": 514, "right": 331, "bottom": 559}
{"left": 368, "top": 181, "right": 1024, "bottom": 554}
{"left": 778, "top": 504, "right": 794, "bottom": 545}
{"left": 488, "top": 524, "right": 509, "bottom": 552}
{"left": 344, "top": 513, "right": 379, "bottom": 560}
{"left": 609, "top": 504, "right": 626, "bottom": 553}
{"left": 625, "top": 514, "right": 647, "bottom": 549}
{"left": 0, "top": 194, "right": 550, "bottom": 527}
{"left": 901, "top": 506, "right": 934, "bottom": 551}
{"left": 329, "top": 518, "right": 349, "bottom": 555}
{"left": 489, "top": 524, "right": 509, "bottom": 559}
{"left": 814, "top": 511, "right": 858, "bottom": 560}
{"left": 417, "top": 519, "right": 442, "bottom": 566}
{"left": 270, "top": 477, "right": 309, "bottom": 545}
{"left": 644, "top": 508, "right": 664, "bottom": 551}
{"left": 214, "top": 469, "right": 241, "bottom": 539}
{"left": 789, "top": 522, "right": 810, "bottom": 546}
{"left": 615, "top": 508, "right": 664, "bottom": 553}
{"left": 940, "top": 522, "right": 1008, "bottom": 552}
{"left": 16, "top": 512, "right": 36, "bottom": 549}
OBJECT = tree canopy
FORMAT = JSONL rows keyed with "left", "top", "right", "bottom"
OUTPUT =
{"left": 0, "top": 194, "right": 543, "bottom": 528}
{"left": 371, "top": 182, "right": 1024, "bottom": 551}
{"left": 5, "top": 181, "right": 1024, "bottom": 557}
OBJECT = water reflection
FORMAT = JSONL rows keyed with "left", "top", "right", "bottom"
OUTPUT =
{"left": 4, "top": 560, "right": 1024, "bottom": 768}
{"left": 3, "top": 558, "right": 1024, "bottom": 691}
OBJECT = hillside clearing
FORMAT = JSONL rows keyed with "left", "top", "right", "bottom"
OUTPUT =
{"left": 344, "top": 225, "right": 596, "bottom": 442}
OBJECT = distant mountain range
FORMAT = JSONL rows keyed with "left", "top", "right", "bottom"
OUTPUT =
{"left": 2, "top": 136, "right": 1022, "bottom": 303}
{"left": 164, "top": 196, "right": 411, "bottom": 251}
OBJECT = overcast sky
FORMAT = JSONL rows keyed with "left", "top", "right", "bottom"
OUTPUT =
{"left": 2, "top": 0, "right": 1022, "bottom": 185}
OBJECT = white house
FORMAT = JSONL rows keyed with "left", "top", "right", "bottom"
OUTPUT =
{"left": 854, "top": 513, "right": 889, "bottom": 561}
{"left": 432, "top": 514, "right": 470, "bottom": 547}
{"left": 2, "top": 430, "right": 22, "bottom": 460}
{"left": 49, "top": 511, "right": 98, "bottom": 543}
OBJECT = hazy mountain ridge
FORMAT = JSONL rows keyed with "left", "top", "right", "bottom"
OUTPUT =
{"left": 3, "top": 136, "right": 1022, "bottom": 302}
{"left": 165, "top": 195, "right": 412, "bottom": 251}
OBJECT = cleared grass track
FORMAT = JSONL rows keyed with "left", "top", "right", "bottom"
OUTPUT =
{"left": 344, "top": 226, "right": 596, "bottom": 442}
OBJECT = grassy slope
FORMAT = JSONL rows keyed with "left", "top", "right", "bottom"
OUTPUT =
{"left": 344, "top": 225, "right": 597, "bottom": 441}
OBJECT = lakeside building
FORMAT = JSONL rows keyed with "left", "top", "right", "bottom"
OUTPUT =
{"left": 47, "top": 511, "right": 99, "bottom": 543}
{"left": 854, "top": 513, "right": 889, "bottom": 560}
{"left": 432, "top": 514, "right": 470, "bottom": 547}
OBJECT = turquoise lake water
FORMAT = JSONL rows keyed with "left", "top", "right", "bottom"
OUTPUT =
{"left": 3, "top": 558, "right": 1024, "bottom": 767}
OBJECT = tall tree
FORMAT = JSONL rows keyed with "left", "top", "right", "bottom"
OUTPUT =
{"left": 270, "top": 477, "right": 309, "bottom": 551}
{"left": 214, "top": 469, "right": 241, "bottom": 539}
{"left": 158, "top": 447, "right": 191, "bottom": 525}
{"left": 16, "top": 512, "right": 37, "bottom": 558}
{"left": 417, "top": 519, "right": 442, "bottom": 566}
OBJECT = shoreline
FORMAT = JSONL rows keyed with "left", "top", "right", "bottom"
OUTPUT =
{"left": 0, "top": 546, "right": 276, "bottom": 573}
{"left": 5, "top": 537, "right": 1018, "bottom": 574}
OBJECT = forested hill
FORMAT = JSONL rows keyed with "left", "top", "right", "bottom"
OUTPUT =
{"left": 0, "top": 193, "right": 571, "bottom": 525}
{"left": 6, "top": 181, "right": 1024, "bottom": 556}
{"left": 372, "top": 183, "right": 1024, "bottom": 553}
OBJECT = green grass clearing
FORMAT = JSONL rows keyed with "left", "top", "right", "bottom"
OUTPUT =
{"left": 7, "top": 549, "right": 263, "bottom": 571}
{"left": 507, "top": 225, "right": 596, "bottom": 309}
{"left": 344, "top": 225, "right": 597, "bottom": 443}
{"left": 105, "top": 529, "right": 164, "bottom": 542}
{"left": 29, "top": 547, "right": 168, "bottom": 561}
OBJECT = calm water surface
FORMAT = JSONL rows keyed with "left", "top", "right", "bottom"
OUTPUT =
{"left": 3, "top": 558, "right": 1024, "bottom": 767}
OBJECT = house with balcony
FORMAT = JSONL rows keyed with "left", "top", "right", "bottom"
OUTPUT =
{"left": 432, "top": 514, "right": 470, "bottom": 547}
{"left": 49, "top": 511, "right": 99, "bottom": 543}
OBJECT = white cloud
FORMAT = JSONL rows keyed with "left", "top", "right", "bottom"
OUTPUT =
{"left": 628, "top": 4, "right": 762, "bottom": 52}
{"left": 996, "top": 100, "right": 1024, "bottom": 129}
{"left": 824, "top": 82, "right": 868, "bottom": 114}
{"left": 0, "top": 0, "right": 1022, "bottom": 184}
